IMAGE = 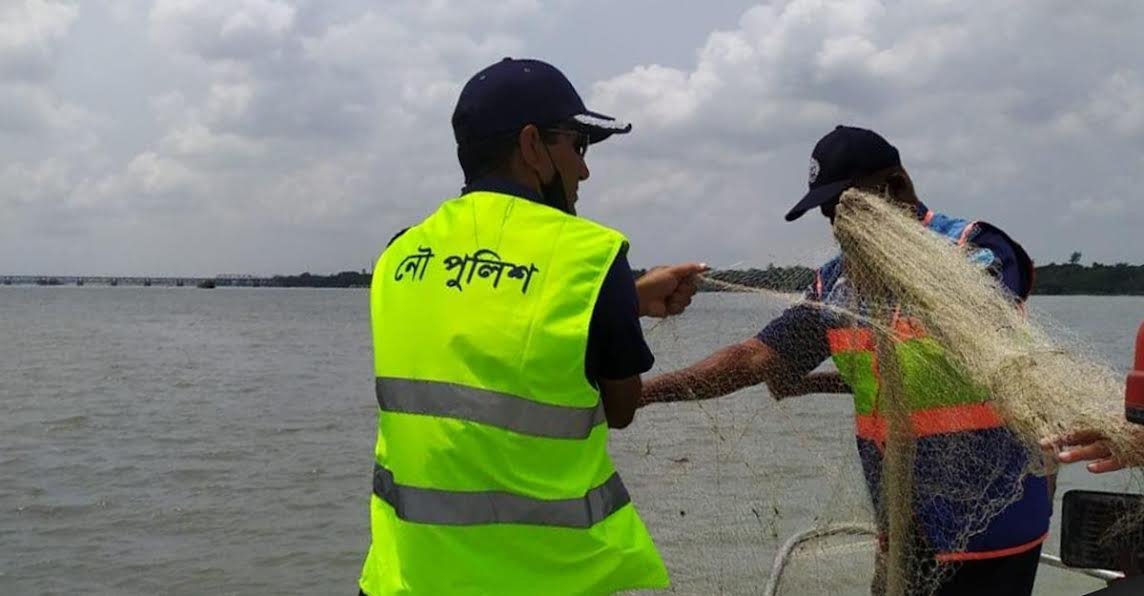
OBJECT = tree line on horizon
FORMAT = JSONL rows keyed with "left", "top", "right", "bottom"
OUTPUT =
{"left": 269, "top": 258, "right": 1144, "bottom": 295}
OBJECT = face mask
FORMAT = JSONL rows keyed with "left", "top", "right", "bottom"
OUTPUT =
{"left": 537, "top": 142, "right": 572, "bottom": 215}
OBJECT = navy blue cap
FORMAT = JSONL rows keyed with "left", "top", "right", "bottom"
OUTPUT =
{"left": 785, "top": 125, "right": 901, "bottom": 221}
{"left": 451, "top": 58, "right": 631, "bottom": 146}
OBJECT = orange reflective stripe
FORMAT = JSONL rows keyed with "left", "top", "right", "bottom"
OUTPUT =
{"left": 892, "top": 317, "right": 927, "bottom": 341}
{"left": 831, "top": 312, "right": 931, "bottom": 353}
{"left": 889, "top": 307, "right": 928, "bottom": 341}
{"left": 911, "top": 403, "right": 1003, "bottom": 436}
{"left": 828, "top": 328, "right": 874, "bottom": 353}
{"left": 934, "top": 532, "right": 1047, "bottom": 562}
{"left": 855, "top": 403, "right": 1004, "bottom": 442}
{"left": 855, "top": 415, "right": 886, "bottom": 444}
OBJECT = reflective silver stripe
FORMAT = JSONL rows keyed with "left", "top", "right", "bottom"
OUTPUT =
{"left": 372, "top": 463, "right": 630, "bottom": 528}
{"left": 376, "top": 377, "right": 605, "bottom": 439}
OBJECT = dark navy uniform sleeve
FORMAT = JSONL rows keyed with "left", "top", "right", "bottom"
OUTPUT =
{"left": 585, "top": 252, "right": 655, "bottom": 384}
{"left": 755, "top": 300, "right": 834, "bottom": 379}
{"left": 968, "top": 223, "right": 1034, "bottom": 300}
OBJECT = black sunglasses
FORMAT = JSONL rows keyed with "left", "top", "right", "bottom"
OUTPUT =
{"left": 543, "top": 128, "right": 590, "bottom": 157}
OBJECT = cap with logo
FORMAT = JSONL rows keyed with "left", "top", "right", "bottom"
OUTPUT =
{"left": 785, "top": 125, "right": 901, "bottom": 222}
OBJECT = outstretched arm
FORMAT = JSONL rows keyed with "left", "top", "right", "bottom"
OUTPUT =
{"left": 778, "top": 371, "right": 851, "bottom": 398}
{"left": 641, "top": 298, "right": 851, "bottom": 406}
{"left": 640, "top": 338, "right": 774, "bottom": 405}
{"left": 640, "top": 337, "right": 848, "bottom": 405}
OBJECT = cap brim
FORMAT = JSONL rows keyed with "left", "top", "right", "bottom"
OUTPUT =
{"left": 784, "top": 179, "right": 852, "bottom": 221}
{"left": 572, "top": 110, "right": 632, "bottom": 144}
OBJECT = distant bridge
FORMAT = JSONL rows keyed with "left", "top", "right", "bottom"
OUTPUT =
{"left": 0, "top": 275, "right": 274, "bottom": 288}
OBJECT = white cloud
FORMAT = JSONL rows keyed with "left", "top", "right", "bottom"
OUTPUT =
{"left": 0, "top": 0, "right": 78, "bottom": 81}
{"left": 0, "top": 157, "right": 72, "bottom": 207}
{"left": 381, "top": 0, "right": 541, "bottom": 30}
{"left": 124, "top": 151, "right": 197, "bottom": 196}
{"left": 0, "top": 82, "right": 89, "bottom": 133}
{"left": 62, "top": 151, "right": 200, "bottom": 212}
{"left": 107, "top": 0, "right": 148, "bottom": 24}
{"left": 0, "top": 0, "right": 88, "bottom": 139}
{"left": 585, "top": 0, "right": 1144, "bottom": 268}
{"left": 1078, "top": 70, "right": 1144, "bottom": 136}
{"left": 300, "top": 9, "right": 523, "bottom": 117}
{"left": 204, "top": 81, "right": 256, "bottom": 124}
{"left": 160, "top": 122, "right": 262, "bottom": 161}
{"left": 2, "top": 0, "right": 1143, "bottom": 276}
{"left": 149, "top": 0, "right": 296, "bottom": 61}
{"left": 150, "top": 90, "right": 188, "bottom": 125}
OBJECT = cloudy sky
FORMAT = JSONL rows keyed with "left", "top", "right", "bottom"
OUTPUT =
{"left": 2, "top": 0, "right": 1141, "bottom": 277}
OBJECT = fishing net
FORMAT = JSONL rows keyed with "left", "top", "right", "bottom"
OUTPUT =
{"left": 625, "top": 189, "right": 1144, "bottom": 595}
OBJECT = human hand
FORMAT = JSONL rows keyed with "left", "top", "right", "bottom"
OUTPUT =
{"left": 636, "top": 262, "right": 708, "bottom": 318}
{"left": 1041, "top": 430, "right": 1126, "bottom": 474}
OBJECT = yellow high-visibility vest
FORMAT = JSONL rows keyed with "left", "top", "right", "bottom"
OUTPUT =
{"left": 359, "top": 191, "right": 669, "bottom": 595}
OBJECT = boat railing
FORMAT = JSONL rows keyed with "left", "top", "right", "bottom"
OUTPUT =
{"left": 762, "top": 523, "right": 1123, "bottom": 596}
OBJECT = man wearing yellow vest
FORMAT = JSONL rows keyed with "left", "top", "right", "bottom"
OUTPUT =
{"left": 641, "top": 127, "right": 1051, "bottom": 595}
{"left": 358, "top": 57, "right": 706, "bottom": 595}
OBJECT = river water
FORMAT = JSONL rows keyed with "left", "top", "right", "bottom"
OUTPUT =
{"left": 2, "top": 288, "right": 1141, "bottom": 595}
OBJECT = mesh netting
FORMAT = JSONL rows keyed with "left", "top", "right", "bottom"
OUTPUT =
{"left": 830, "top": 189, "right": 1144, "bottom": 595}
{"left": 629, "top": 189, "right": 1144, "bottom": 595}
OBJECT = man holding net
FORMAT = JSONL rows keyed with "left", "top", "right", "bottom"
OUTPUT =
{"left": 642, "top": 126, "right": 1052, "bottom": 595}
{"left": 357, "top": 58, "right": 708, "bottom": 595}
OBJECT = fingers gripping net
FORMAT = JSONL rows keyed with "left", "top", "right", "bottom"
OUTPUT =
{"left": 629, "top": 189, "right": 1141, "bottom": 595}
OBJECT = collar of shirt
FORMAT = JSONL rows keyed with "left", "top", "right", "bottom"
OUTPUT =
{"left": 462, "top": 177, "right": 542, "bottom": 204}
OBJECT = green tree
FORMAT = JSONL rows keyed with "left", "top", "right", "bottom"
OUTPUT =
{"left": 1069, "top": 251, "right": 1082, "bottom": 265}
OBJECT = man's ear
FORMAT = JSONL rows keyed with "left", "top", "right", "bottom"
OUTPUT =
{"left": 517, "top": 124, "right": 545, "bottom": 173}
{"left": 886, "top": 172, "right": 915, "bottom": 204}
{"left": 887, "top": 173, "right": 906, "bottom": 193}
